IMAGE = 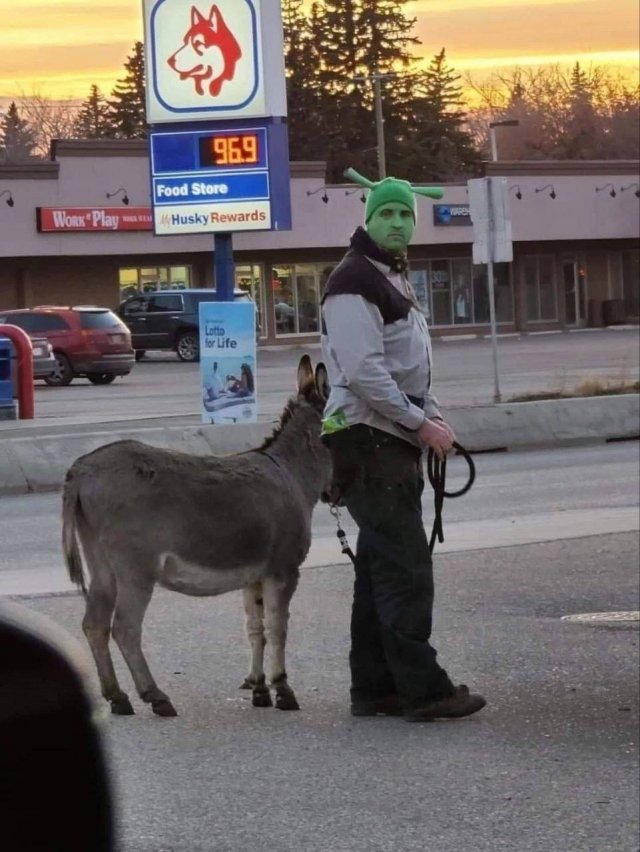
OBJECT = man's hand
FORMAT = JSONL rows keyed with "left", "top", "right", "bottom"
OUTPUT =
{"left": 417, "top": 417, "right": 456, "bottom": 459}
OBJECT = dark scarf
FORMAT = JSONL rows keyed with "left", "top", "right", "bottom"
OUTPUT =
{"left": 349, "top": 227, "right": 408, "bottom": 274}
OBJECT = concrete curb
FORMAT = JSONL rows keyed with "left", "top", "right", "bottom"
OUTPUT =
{"left": 0, "top": 395, "right": 637, "bottom": 497}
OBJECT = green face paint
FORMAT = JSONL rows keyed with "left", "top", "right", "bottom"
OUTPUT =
{"left": 366, "top": 203, "right": 416, "bottom": 255}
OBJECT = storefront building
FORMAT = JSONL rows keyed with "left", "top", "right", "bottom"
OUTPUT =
{"left": 0, "top": 141, "right": 638, "bottom": 344}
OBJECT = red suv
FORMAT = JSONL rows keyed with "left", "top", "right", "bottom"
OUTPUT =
{"left": 0, "top": 306, "right": 135, "bottom": 386}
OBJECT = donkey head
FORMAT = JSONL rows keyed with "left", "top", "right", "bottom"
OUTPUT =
{"left": 296, "top": 354, "right": 329, "bottom": 412}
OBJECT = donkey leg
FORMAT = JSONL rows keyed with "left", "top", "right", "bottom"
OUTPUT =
{"left": 82, "top": 569, "right": 134, "bottom": 716}
{"left": 241, "top": 583, "right": 272, "bottom": 708}
{"left": 111, "top": 577, "right": 177, "bottom": 718}
{"left": 263, "top": 574, "right": 300, "bottom": 711}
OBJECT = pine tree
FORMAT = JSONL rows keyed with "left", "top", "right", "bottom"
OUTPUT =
{"left": 0, "top": 101, "right": 37, "bottom": 162}
{"left": 74, "top": 85, "right": 113, "bottom": 139}
{"left": 311, "top": 0, "right": 420, "bottom": 181}
{"left": 108, "top": 41, "right": 147, "bottom": 139}
{"left": 282, "top": 0, "right": 325, "bottom": 161}
{"left": 403, "top": 49, "right": 479, "bottom": 180}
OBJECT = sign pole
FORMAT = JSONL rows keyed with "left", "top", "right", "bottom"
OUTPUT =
{"left": 214, "top": 233, "right": 235, "bottom": 301}
{"left": 486, "top": 177, "right": 502, "bottom": 403}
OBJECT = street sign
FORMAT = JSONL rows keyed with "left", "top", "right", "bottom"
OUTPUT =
{"left": 149, "top": 119, "right": 291, "bottom": 235}
{"left": 143, "top": 0, "right": 287, "bottom": 124}
{"left": 468, "top": 177, "right": 513, "bottom": 264}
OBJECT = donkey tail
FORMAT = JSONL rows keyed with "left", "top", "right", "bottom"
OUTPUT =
{"left": 62, "top": 467, "right": 87, "bottom": 596}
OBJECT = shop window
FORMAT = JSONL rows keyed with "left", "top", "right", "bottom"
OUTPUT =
{"left": 452, "top": 258, "right": 472, "bottom": 325}
{"left": 409, "top": 269, "right": 431, "bottom": 320}
{"left": 472, "top": 263, "right": 513, "bottom": 324}
{"left": 524, "top": 255, "right": 557, "bottom": 322}
{"left": 235, "top": 264, "right": 266, "bottom": 337}
{"left": 622, "top": 250, "right": 639, "bottom": 316}
{"left": 272, "top": 264, "right": 322, "bottom": 337}
{"left": 118, "top": 266, "right": 192, "bottom": 299}
{"left": 430, "top": 260, "right": 452, "bottom": 325}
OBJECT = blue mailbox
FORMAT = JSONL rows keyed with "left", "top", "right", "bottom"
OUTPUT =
{"left": 0, "top": 337, "right": 16, "bottom": 419}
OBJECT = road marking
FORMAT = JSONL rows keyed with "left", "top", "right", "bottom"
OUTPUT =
{"left": 561, "top": 611, "right": 639, "bottom": 625}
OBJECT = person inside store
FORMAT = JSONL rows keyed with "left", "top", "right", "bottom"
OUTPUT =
{"left": 320, "top": 168, "right": 486, "bottom": 722}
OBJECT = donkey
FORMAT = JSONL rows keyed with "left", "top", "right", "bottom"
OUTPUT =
{"left": 62, "top": 356, "right": 331, "bottom": 718}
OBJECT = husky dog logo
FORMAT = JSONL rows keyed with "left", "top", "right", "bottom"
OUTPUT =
{"left": 167, "top": 5, "right": 242, "bottom": 98}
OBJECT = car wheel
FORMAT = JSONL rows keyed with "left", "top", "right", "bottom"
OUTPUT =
{"left": 176, "top": 331, "right": 200, "bottom": 362}
{"left": 87, "top": 373, "right": 117, "bottom": 385}
{"left": 44, "top": 353, "right": 74, "bottom": 387}
{"left": 135, "top": 350, "right": 146, "bottom": 361}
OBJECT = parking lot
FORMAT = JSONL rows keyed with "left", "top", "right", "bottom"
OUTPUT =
{"left": 22, "top": 328, "right": 640, "bottom": 427}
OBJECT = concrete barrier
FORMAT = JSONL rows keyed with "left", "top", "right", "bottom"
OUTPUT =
{"left": 0, "top": 395, "right": 637, "bottom": 496}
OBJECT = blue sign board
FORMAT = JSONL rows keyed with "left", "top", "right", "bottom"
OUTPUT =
{"left": 149, "top": 118, "right": 291, "bottom": 236}
{"left": 200, "top": 301, "right": 257, "bottom": 424}
{"left": 433, "top": 204, "right": 472, "bottom": 227}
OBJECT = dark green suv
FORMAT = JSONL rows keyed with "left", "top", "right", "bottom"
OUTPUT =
{"left": 117, "top": 289, "right": 253, "bottom": 362}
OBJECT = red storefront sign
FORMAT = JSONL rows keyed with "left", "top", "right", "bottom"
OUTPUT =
{"left": 36, "top": 207, "right": 153, "bottom": 232}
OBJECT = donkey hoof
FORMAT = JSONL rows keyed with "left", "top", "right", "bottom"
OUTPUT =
{"left": 110, "top": 696, "right": 135, "bottom": 715}
{"left": 252, "top": 690, "right": 273, "bottom": 708}
{"left": 239, "top": 678, "right": 253, "bottom": 690}
{"left": 152, "top": 698, "right": 178, "bottom": 717}
{"left": 275, "top": 693, "right": 300, "bottom": 711}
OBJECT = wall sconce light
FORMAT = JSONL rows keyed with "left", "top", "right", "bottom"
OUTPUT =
{"left": 345, "top": 188, "right": 367, "bottom": 203}
{"left": 0, "top": 189, "right": 15, "bottom": 207}
{"left": 595, "top": 183, "right": 616, "bottom": 198}
{"left": 535, "top": 184, "right": 556, "bottom": 200}
{"left": 509, "top": 184, "right": 523, "bottom": 200}
{"left": 306, "top": 186, "right": 329, "bottom": 204}
{"left": 620, "top": 182, "right": 640, "bottom": 198}
{"left": 106, "top": 187, "right": 130, "bottom": 205}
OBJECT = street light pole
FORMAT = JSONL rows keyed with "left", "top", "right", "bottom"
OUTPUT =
{"left": 485, "top": 119, "right": 518, "bottom": 403}
{"left": 373, "top": 71, "right": 386, "bottom": 179}
{"left": 354, "top": 69, "right": 396, "bottom": 181}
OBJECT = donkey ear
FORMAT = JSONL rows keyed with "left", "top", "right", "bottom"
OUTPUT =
{"left": 314, "top": 362, "right": 330, "bottom": 402}
{"left": 297, "top": 354, "right": 315, "bottom": 394}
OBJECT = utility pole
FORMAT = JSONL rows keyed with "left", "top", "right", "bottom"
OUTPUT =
{"left": 353, "top": 69, "right": 395, "bottom": 180}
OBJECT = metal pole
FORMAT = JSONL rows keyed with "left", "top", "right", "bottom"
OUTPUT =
{"left": 373, "top": 72, "right": 386, "bottom": 179}
{"left": 486, "top": 177, "right": 501, "bottom": 403}
{"left": 214, "top": 233, "right": 235, "bottom": 301}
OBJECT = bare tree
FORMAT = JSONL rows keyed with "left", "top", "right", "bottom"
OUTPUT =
{"left": 16, "top": 89, "right": 81, "bottom": 158}
{"left": 465, "top": 64, "right": 640, "bottom": 160}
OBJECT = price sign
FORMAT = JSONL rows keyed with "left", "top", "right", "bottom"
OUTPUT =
{"left": 198, "top": 132, "right": 262, "bottom": 168}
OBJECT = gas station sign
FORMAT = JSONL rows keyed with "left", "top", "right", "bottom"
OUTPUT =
{"left": 143, "top": 0, "right": 287, "bottom": 124}
{"left": 149, "top": 120, "right": 290, "bottom": 235}
{"left": 143, "top": 0, "right": 291, "bottom": 237}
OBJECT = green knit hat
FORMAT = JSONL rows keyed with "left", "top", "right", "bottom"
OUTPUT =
{"left": 344, "top": 168, "right": 444, "bottom": 223}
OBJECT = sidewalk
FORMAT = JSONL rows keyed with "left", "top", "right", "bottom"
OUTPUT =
{"left": 3, "top": 505, "right": 638, "bottom": 599}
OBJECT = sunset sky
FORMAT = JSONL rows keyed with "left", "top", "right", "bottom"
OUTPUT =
{"left": 0, "top": 0, "right": 637, "bottom": 103}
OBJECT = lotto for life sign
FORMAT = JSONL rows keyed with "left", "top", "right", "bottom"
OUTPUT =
{"left": 143, "top": 0, "right": 287, "bottom": 123}
{"left": 200, "top": 301, "right": 257, "bottom": 424}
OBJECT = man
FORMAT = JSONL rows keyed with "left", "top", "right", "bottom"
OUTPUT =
{"left": 321, "top": 169, "right": 486, "bottom": 722}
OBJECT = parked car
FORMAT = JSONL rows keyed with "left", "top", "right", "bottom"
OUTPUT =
{"left": 117, "top": 289, "right": 253, "bottom": 363}
{"left": 0, "top": 332, "right": 55, "bottom": 383}
{"left": 0, "top": 306, "right": 135, "bottom": 387}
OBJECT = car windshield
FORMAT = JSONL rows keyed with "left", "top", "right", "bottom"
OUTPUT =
{"left": 79, "top": 311, "right": 122, "bottom": 330}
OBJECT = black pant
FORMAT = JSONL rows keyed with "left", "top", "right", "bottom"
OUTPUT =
{"left": 326, "top": 426, "right": 454, "bottom": 709}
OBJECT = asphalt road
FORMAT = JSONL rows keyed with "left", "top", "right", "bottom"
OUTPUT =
{"left": 2, "top": 443, "right": 639, "bottom": 851}
{"left": 24, "top": 328, "right": 639, "bottom": 426}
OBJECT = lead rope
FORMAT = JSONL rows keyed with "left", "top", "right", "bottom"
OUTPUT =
{"left": 330, "top": 440, "right": 476, "bottom": 563}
